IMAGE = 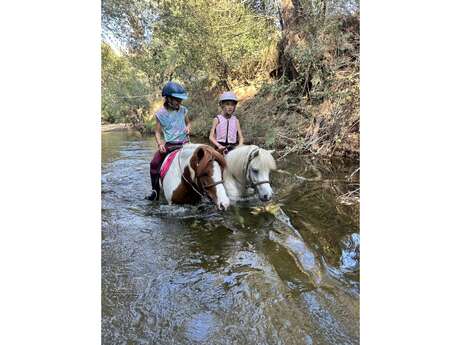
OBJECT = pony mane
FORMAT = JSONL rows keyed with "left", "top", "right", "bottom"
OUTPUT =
{"left": 191, "top": 145, "right": 226, "bottom": 178}
{"left": 206, "top": 146, "right": 226, "bottom": 170}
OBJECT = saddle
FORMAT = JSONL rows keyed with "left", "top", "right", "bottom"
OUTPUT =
{"left": 160, "top": 149, "right": 181, "bottom": 181}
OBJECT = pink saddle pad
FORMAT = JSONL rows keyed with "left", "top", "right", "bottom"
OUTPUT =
{"left": 160, "top": 149, "right": 181, "bottom": 180}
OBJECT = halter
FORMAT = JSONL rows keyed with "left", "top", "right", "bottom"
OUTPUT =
{"left": 242, "top": 148, "right": 270, "bottom": 189}
{"left": 177, "top": 149, "right": 224, "bottom": 201}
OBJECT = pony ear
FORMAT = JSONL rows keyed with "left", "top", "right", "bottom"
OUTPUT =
{"left": 268, "top": 149, "right": 275, "bottom": 154}
{"left": 196, "top": 147, "right": 205, "bottom": 161}
{"left": 248, "top": 149, "right": 259, "bottom": 164}
{"left": 190, "top": 147, "right": 205, "bottom": 172}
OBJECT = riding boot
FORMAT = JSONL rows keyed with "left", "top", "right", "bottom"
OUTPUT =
{"left": 147, "top": 174, "right": 160, "bottom": 201}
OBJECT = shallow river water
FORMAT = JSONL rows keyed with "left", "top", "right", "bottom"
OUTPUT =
{"left": 102, "top": 130, "right": 360, "bottom": 345}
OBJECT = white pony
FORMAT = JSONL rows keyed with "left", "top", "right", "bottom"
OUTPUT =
{"left": 160, "top": 144, "right": 230, "bottom": 210}
{"left": 223, "top": 145, "right": 276, "bottom": 202}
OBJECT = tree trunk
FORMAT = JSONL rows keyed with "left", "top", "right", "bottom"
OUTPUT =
{"left": 274, "top": 0, "right": 303, "bottom": 81}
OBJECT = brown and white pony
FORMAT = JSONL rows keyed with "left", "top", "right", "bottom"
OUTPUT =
{"left": 160, "top": 144, "right": 230, "bottom": 210}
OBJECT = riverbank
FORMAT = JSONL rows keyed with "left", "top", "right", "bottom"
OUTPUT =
{"left": 102, "top": 78, "right": 359, "bottom": 160}
{"left": 101, "top": 123, "right": 131, "bottom": 132}
{"left": 181, "top": 79, "right": 359, "bottom": 160}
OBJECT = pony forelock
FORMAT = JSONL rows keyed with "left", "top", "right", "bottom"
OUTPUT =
{"left": 253, "top": 148, "right": 276, "bottom": 171}
{"left": 225, "top": 145, "right": 276, "bottom": 176}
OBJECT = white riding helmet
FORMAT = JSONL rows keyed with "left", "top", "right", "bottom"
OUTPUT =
{"left": 219, "top": 91, "right": 238, "bottom": 103}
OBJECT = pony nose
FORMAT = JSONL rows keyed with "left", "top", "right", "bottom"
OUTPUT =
{"left": 261, "top": 194, "right": 271, "bottom": 202}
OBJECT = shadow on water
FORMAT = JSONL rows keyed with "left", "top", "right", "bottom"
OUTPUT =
{"left": 102, "top": 131, "right": 359, "bottom": 345}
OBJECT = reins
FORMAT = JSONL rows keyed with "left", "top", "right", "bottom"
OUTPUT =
{"left": 201, "top": 178, "right": 224, "bottom": 189}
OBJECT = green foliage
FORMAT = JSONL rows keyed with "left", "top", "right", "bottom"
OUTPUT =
{"left": 143, "top": 116, "right": 156, "bottom": 133}
{"left": 102, "top": 0, "right": 278, "bottom": 88}
{"left": 101, "top": 42, "right": 151, "bottom": 123}
{"left": 101, "top": 0, "right": 360, "bottom": 157}
{"left": 153, "top": 0, "right": 278, "bottom": 87}
{"left": 102, "top": 0, "right": 280, "bottom": 127}
{"left": 102, "top": 0, "right": 158, "bottom": 50}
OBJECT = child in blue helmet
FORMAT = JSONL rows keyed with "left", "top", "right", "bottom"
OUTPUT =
{"left": 147, "top": 81, "right": 191, "bottom": 201}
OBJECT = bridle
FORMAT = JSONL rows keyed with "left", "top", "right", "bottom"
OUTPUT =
{"left": 177, "top": 149, "right": 224, "bottom": 201}
{"left": 242, "top": 148, "right": 270, "bottom": 190}
{"left": 200, "top": 175, "right": 224, "bottom": 190}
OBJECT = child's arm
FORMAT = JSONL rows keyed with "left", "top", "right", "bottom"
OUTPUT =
{"left": 209, "top": 118, "right": 224, "bottom": 150}
{"left": 185, "top": 113, "right": 192, "bottom": 135}
{"left": 236, "top": 119, "right": 244, "bottom": 146}
{"left": 155, "top": 120, "right": 166, "bottom": 153}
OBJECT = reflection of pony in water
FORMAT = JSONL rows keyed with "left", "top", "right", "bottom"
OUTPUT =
{"left": 223, "top": 145, "right": 276, "bottom": 202}
{"left": 160, "top": 144, "right": 230, "bottom": 210}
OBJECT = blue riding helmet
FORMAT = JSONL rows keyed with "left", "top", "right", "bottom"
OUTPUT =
{"left": 161, "top": 81, "right": 188, "bottom": 100}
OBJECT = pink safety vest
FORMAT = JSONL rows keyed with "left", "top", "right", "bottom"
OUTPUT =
{"left": 215, "top": 114, "right": 238, "bottom": 144}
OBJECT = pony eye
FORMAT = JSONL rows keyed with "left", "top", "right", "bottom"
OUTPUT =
{"left": 251, "top": 169, "right": 258, "bottom": 174}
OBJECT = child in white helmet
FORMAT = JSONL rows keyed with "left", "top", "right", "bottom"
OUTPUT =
{"left": 209, "top": 91, "right": 244, "bottom": 154}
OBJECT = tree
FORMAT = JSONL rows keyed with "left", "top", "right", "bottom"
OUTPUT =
{"left": 101, "top": 42, "right": 151, "bottom": 123}
{"left": 102, "top": 0, "right": 159, "bottom": 52}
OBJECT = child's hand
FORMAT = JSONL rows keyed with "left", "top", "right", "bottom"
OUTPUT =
{"left": 159, "top": 143, "right": 166, "bottom": 153}
{"left": 217, "top": 145, "right": 227, "bottom": 154}
{"left": 185, "top": 125, "right": 191, "bottom": 134}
